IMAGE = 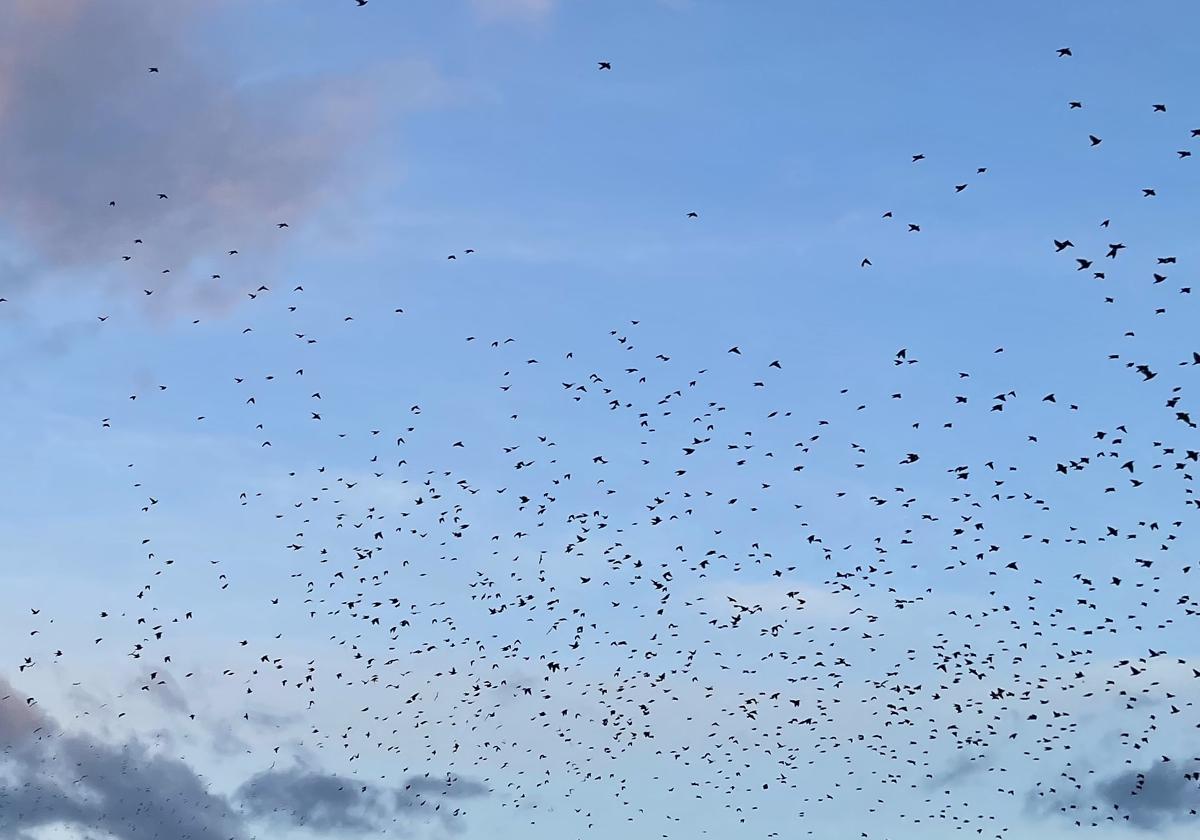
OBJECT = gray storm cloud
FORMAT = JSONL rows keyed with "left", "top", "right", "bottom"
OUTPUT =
{"left": 1030, "top": 757, "right": 1200, "bottom": 830}
{"left": 0, "top": 680, "right": 487, "bottom": 839}
{"left": 1093, "top": 760, "right": 1200, "bottom": 829}
{"left": 0, "top": 680, "right": 243, "bottom": 840}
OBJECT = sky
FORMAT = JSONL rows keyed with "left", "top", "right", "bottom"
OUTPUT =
{"left": 2, "top": 1, "right": 1200, "bottom": 838}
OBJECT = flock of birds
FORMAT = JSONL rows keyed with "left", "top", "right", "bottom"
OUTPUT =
{"left": 4, "top": 38, "right": 1200, "bottom": 840}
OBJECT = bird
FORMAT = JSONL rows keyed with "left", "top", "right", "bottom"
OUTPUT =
{"left": 598, "top": 62, "right": 612, "bottom": 70}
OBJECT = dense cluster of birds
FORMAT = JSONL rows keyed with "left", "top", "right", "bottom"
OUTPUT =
{"left": 3, "top": 37, "right": 1200, "bottom": 840}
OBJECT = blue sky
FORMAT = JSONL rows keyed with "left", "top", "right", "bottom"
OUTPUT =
{"left": 2, "top": 1, "right": 1200, "bottom": 839}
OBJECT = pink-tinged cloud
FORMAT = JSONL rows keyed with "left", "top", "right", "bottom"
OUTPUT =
{"left": 0, "top": 0, "right": 383, "bottom": 311}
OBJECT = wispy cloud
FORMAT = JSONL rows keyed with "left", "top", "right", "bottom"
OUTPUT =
{"left": 237, "top": 766, "right": 489, "bottom": 833}
{"left": 471, "top": 0, "right": 557, "bottom": 23}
